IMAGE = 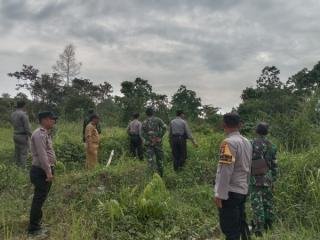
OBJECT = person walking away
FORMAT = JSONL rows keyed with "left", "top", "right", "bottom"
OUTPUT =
{"left": 250, "top": 122, "right": 278, "bottom": 237}
{"left": 28, "top": 111, "right": 57, "bottom": 237}
{"left": 85, "top": 114, "right": 100, "bottom": 169}
{"left": 142, "top": 107, "right": 166, "bottom": 177}
{"left": 11, "top": 100, "right": 32, "bottom": 168}
{"left": 169, "top": 110, "right": 197, "bottom": 171}
{"left": 83, "top": 109, "right": 101, "bottom": 143}
{"left": 127, "top": 113, "right": 144, "bottom": 160}
{"left": 214, "top": 112, "right": 252, "bottom": 240}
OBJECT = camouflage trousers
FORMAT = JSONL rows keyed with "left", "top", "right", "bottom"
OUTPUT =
{"left": 250, "top": 186, "right": 274, "bottom": 233}
{"left": 146, "top": 145, "right": 164, "bottom": 177}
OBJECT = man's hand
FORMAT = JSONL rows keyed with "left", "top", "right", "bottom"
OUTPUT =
{"left": 46, "top": 172, "right": 54, "bottom": 182}
{"left": 214, "top": 197, "right": 223, "bottom": 208}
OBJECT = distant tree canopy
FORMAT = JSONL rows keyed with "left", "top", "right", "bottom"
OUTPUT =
{"left": 171, "top": 85, "right": 202, "bottom": 120}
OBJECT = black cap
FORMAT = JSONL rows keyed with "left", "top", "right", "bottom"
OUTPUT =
{"left": 145, "top": 107, "right": 154, "bottom": 116}
{"left": 89, "top": 114, "right": 99, "bottom": 121}
{"left": 38, "top": 111, "right": 58, "bottom": 121}
{"left": 256, "top": 122, "right": 269, "bottom": 135}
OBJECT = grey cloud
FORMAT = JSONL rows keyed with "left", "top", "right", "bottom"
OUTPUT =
{"left": 1, "top": 0, "right": 320, "bottom": 110}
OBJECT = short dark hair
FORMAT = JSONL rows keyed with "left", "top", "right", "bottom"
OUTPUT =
{"left": 90, "top": 114, "right": 99, "bottom": 121}
{"left": 145, "top": 107, "right": 154, "bottom": 116}
{"left": 176, "top": 110, "right": 184, "bottom": 116}
{"left": 38, "top": 111, "right": 58, "bottom": 122}
{"left": 223, "top": 112, "right": 241, "bottom": 128}
{"left": 133, "top": 113, "right": 140, "bottom": 119}
{"left": 256, "top": 122, "right": 269, "bottom": 136}
{"left": 88, "top": 109, "right": 94, "bottom": 114}
{"left": 16, "top": 100, "right": 26, "bottom": 108}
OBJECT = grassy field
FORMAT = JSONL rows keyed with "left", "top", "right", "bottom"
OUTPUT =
{"left": 0, "top": 122, "right": 319, "bottom": 239}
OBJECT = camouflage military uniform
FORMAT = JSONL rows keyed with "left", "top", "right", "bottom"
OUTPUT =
{"left": 250, "top": 137, "right": 278, "bottom": 234}
{"left": 142, "top": 116, "right": 166, "bottom": 177}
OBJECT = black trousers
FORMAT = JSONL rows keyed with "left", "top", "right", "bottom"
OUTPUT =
{"left": 28, "top": 166, "right": 53, "bottom": 233}
{"left": 170, "top": 135, "right": 187, "bottom": 171}
{"left": 219, "top": 192, "right": 250, "bottom": 240}
{"left": 129, "top": 135, "right": 143, "bottom": 160}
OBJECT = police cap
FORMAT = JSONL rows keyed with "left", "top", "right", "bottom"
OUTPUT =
{"left": 38, "top": 111, "right": 58, "bottom": 121}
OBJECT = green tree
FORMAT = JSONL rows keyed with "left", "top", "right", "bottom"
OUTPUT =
{"left": 118, "top": 77, "right": 153, "bottom": 123}
{"left": 171, "top": 85, "right": 201, "bottom": 120}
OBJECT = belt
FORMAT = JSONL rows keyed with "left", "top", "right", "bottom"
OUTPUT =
{"left": 14, "top": 132, "right": 27, "bottom": 135}
{"left": 172, "top": 134, "right": 185, "bottom": 137}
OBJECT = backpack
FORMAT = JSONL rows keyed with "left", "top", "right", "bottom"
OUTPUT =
{"left": 251, "top": 138, "right": 271, "bottom": 176}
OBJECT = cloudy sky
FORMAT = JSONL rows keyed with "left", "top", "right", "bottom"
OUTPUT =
{"left": 1, "top": 0, "right": 320, "bottom": 111}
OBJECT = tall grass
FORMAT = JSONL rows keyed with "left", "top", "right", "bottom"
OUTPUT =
{"left": 0, "top": 123, "right": 319, "bottom": 239}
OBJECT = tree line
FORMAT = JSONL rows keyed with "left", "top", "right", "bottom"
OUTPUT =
{"left": 2, "top": 44, "right": 320, "bottom": 151}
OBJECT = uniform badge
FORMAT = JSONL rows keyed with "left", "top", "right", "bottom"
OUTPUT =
{"left": 219, "top": 142, "right": 235, "bottom": 164}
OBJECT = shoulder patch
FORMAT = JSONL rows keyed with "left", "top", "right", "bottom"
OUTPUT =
{"left": 219, "top": 141, "right": 235, "bottom": 164}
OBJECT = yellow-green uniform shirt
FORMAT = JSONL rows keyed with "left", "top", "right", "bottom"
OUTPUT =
{"left": 85, "top": 123, "right": 100, "bottom": 144}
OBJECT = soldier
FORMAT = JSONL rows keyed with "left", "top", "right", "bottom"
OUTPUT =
{"left": 250, "top": 122, "right": 278, "bottom": 237}
{"left": 142, "top": 107, "right": 166, "bottom": 177}
{"left": 11, "top": 100, "right": 32, "bottom": 168}
{"left": 85, "top": 114, "right": 100, "bottom": 169}
{"left": 169, "top": 110, "right": 197, "bottom": 171}
{"left": 28, "top": 111, "right": 57, "bottom": 237}
{"left": 214, "top": 112, "right": 252, "bottom": 240}
{"left": 83, "top": 109, "right": 101, "bottom": 143}
{"left": 127, "top": 113, "right": 144, "bottom": 160}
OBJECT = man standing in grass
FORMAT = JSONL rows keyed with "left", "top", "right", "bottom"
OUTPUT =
{"left": 28, "top": 111, "right": 57, "bottom": 237}
{"left": 142, "top": 107, "right": 167, "bottom": 177}
{"left": 11, "top": 100, "right": 32, "bottom": 168}
{"left": 127, "top": 112, "right": 144, "bottom": 160}
{"left": 169, "top": 110, "right": 197, "bottom": 171}
{"left": 250, "top": 122, "right": 278, "bottom": 237}
{"left": 82, "top": 109, "right": 101, "bottom": 143}
{"left": 214, "top": 112, "right": 252, "bottom": 240}
{"left": 85, "top": 114, "right": 100, "bottom": 169}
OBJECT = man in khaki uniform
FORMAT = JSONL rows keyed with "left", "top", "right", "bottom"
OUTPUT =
{"left": 85, "top": 114, "right": 100, "bottom": 169}
{"left": 11, "top": 100, "right": 32, "bottom": 168}
{"left": 214, "top": 112, "right": 252, "bottom": 240}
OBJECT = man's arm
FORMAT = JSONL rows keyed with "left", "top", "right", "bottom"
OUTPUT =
{"left": 85, "top": 125, "right": 93, "bottom": 144}
{"left": 270, "top": 144, "right": 278, "bottom": 181}
{"left": 158, "top": 119, "right": 167, "bottom": 138}
{"left": 214, "top": 141, "right": 236, "bottom": 205}
{"left": 22, "top": 114, "right": 32, "bottom": 137}
{"left": 184, "top": 122, "right": 197, "bottom": 146}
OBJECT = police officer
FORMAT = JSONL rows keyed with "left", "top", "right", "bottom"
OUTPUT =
{"left": 85, "top": 114, "right": 100, "bottom": 169}
{"left": 83, "top": 109, "right": 101, "bottom": 143}
{"left": 142, "top": 107, "right": 166, "bottom": 177}
{"left": 169, "top": 110, "right": 197, "bottom": 171}
{"left": 250, "top": 122, "right": 278, "bottom": 237}
{"left": 127, "top": 113, "right": 144, "bottom": 160}
{"left": 11, "top": 100, "right": 32, "bottom": 168}
{"left": 214, "top": 112, "right": 252, "bottom": 240}
{"left": 28, "top": 111, "right": 57, "bottom": 237}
